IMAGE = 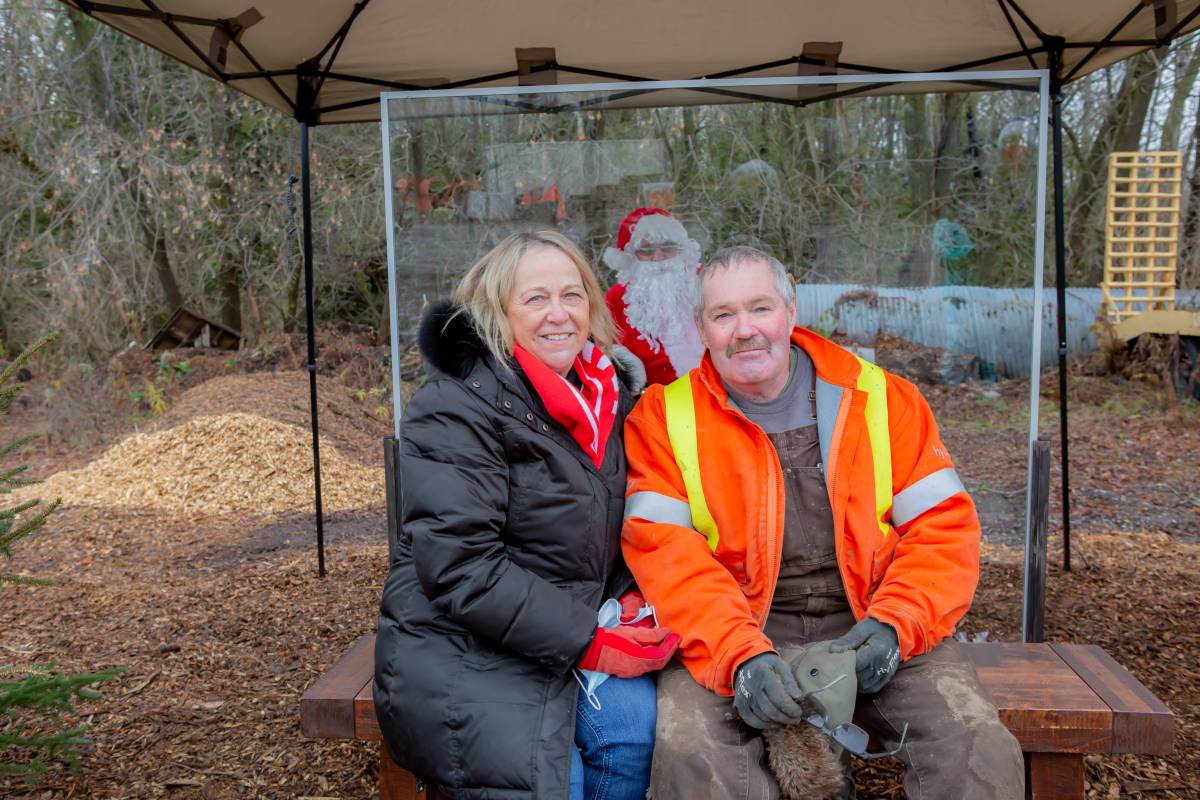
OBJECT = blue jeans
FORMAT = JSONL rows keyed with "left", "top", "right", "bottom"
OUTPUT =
{"left": 569, "top": 674, "right": 657, "bottom": 800}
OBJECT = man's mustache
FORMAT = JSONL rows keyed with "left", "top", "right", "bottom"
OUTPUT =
{"left": 726, "top": 336, "right": 772, "bottom": 358}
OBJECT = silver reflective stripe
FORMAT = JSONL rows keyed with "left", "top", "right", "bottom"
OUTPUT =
{"left": 814, "top": 377, "right": 842, "bottom": 470}
{"left": 890, "top": 468, "right": 966, "bottom": 527}
{"left": 624, "top": 491, "right": 695, "bottom": 528}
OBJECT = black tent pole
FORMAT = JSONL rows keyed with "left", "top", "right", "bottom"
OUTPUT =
{"left": 1050, "top": 46, "right": 1072, "bottom": 572}
{"left": 300, "top": 120, "right": 327, "bottom": 578}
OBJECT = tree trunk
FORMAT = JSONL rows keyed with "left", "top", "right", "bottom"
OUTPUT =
{"left": 812, "top": 99, "right": 842, "bottom": 279}
{"left": 211, "top": 84, "right": 243, "bottom": 333}
{"left": 900, "top": 95, "right": 932, "bottom": 285}
{"left": 930, "top": 94, "right": 967, "bottom": 284}
{"left": 132, "top": 190, "right": 183, "bottom": 311}
{"left": 69, "top": 11, "right": 184, "bottom": 315}
{"left": 1178, "top": 91, "right": 1200, "bottom": 289}
{"left": 1160, "top": 39, "right": 1200, "bottom": 151}
{"left": 1066, "top": 51, "right": 1163, "bottom": 286}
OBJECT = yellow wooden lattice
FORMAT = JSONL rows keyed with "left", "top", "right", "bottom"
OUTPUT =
{"left": 1100, "top": 151, "right": 1181, "bottom": 323}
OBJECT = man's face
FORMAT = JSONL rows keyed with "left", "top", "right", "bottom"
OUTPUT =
{"left": 696, "top": 259, "right": 795, "bottom": 401}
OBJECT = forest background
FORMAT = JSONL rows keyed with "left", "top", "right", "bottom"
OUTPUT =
{"left": 3, "top": 0, "right": 1200, "bottom": 365}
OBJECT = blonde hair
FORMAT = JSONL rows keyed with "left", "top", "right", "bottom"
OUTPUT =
{"left": 451, "top": 229, "right": 616, "bottom": 368}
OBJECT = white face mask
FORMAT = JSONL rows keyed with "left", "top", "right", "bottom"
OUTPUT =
{"left": 573, "top": 598, "right": 657, "bottom": 710}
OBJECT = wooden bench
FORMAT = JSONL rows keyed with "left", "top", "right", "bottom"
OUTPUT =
{"left": 300, "top": 635, "right": 1174, "bottom": 800}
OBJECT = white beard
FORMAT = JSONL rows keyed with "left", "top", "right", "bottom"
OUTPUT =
{"left": 615, "top": 257, "right": 706, "bottom": 375}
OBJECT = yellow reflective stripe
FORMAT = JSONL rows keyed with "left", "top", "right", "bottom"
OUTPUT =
{"left": 663, "top": 375, "right": 720, "bottom": 552}
{"left": 855, "top": 357, "right": 892, "bottom": 539}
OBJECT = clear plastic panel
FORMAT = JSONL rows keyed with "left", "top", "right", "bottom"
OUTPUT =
{"left": 382, "top": 75, "right": 1048, "bottom": 549}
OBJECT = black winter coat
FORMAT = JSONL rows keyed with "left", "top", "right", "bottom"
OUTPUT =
{"left": 374, "top": 301, "right": 639, "bottom": 799}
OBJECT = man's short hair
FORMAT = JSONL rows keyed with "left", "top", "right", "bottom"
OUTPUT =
{"left": 696, "top": 245, "right": 795, "bottom": 316}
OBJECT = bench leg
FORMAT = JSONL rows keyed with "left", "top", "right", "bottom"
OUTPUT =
{"left": 1027, "top": 752, "right": 1084, "bottom": 800}
{"left": 379, "top": 742, "right": 421, "bottom": 800}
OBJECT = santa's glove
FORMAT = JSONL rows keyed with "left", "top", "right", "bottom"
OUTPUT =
{"left": 617, "top": 588, "right": 653, "bottom": 626}
{"left": 829, "top": 617, "right": 901, "bottom": 694}
{"left": 733, "top": 652, "right": 808, "bottom": 729}
{"left": 578, "top": 625, "right": 680, "bottom": 678}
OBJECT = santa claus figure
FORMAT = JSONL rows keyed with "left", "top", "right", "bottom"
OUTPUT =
{"left": 603, "top": 208, "right": 706, "bottom": 386}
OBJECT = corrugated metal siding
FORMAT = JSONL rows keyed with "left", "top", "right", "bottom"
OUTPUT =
{"left": 794, "top": 285, "right": 1200, "bottom": 379}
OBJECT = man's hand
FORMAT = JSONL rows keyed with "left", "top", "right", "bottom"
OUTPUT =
{"left": 829, "top": 618, "right": 900, "bottom": 694}
{"left": 732, "top": 652, "right": 807, "bottom": 729}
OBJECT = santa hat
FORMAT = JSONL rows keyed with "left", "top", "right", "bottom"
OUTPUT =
{"left": 604, "top": 208, "right": 702, "bottom": 277}
{"left": 615, "top": 207, "right": 673, "bottom": 250}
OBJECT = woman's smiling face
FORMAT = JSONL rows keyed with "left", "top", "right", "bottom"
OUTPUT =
{"left": 506, "top": 245, "right": 591, "bottom": 376}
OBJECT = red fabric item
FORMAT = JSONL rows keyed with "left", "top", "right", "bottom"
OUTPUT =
{"left": 578, "top": 626, "right": 681, "bottom": 678}
{"left": 615, "top": 207, "right": 672, "bottom": 250}
{"left": 617, "top": 589, "right": 654, "bottom": 627}
{"left": 605, "top": 283, "right": 678, "bottom": 386}
{"left": 618, "top": 589, "right": 646, "bottom": 622}
{"left": 512, "top": 340, "right": 619, "bottom": 467}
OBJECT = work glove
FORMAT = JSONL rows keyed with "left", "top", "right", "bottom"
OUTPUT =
{"left": 577, "top": 625, "right": 680, "bottom": 678}
{"left": 732, "top": 652, "right": 809, "bottom": 729}
{"left": 829, "top": 617, "right": 901, "bottom": 694}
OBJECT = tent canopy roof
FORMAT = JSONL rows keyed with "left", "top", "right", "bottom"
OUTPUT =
{"left": 58, "top": 0, "right": 1200, "bottom": 123}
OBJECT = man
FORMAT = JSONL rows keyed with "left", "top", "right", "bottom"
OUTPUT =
{"left": 621, "top": 246, "right": 1023, "bottom": 799}
{"left": 604, "top": 208, "right": 705, "bottom": 386}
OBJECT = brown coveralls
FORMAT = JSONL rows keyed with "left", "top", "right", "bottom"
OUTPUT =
{"left": 649, "top": 358, "right": 1024, "bottom": 800}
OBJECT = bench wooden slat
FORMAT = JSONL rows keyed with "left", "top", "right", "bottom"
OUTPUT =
{"left": 1051, "top": 643, "right": 1174, "bottom": 755}
{"left": 963, "top": 642, "right": 1112, "bottom": 752}
{"left": 300, "top": 634, "right": 375, "bottom": 738}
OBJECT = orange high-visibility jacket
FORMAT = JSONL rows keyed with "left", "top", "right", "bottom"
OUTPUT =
{"left": 621, "top": 327, "right": 981, "bottom": 696}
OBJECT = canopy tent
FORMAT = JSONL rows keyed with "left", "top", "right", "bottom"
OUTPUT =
{"left": 55, "top": 0, "right": 1200, "bottom": 579}
{"left": 56, "top": 1, "right": 1200, "bottom": 122}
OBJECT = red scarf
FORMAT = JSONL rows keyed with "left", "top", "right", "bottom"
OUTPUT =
{"left": 513, "top": 341, "right": 619, "bottom": 468}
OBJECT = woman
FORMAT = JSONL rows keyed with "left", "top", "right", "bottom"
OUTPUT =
{"left": 375, "top": 230, "right": 675, "bottom": 800}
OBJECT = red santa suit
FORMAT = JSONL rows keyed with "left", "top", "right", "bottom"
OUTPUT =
{"left": 603, "top": 208, "right": 705, "bottom": 386}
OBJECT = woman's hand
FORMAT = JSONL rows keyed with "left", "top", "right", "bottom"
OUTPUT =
{"left": 578, "top": 626, "right": 680, "bottom": 678}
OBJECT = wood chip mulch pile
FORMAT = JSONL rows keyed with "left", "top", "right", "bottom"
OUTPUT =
{"left": 11, "top": 413, "right": 384, "bottom": 516}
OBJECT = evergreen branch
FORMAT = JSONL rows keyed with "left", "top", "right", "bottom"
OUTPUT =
{"left": 0, "top": 498, "right": 61, "bottom": 556}
{"left": 0, "top": 464, "right": 35, "bottom": 489}
{"left": 0, "top": 497, "right": 40, "bottom": 521}
{"left": 0, "top": 434, "right": 38, "bottom": 460}
{"left": 0, "top": 333, "right": 56, "bottom": 388}
{"left": 0, "top": 384, "right": 20, "bottom": 417}
{"left": 0, "top": 667, "right": 126, "bottom": 716}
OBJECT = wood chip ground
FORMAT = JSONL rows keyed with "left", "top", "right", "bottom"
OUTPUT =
{"left": 1, "top": 362, "right": 1196, "bottom": 799}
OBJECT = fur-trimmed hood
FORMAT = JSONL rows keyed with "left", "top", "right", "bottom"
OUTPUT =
{"left": 417, "top": 299, "right": 646, "bottom": 394}
{"left": 417, "top": 299, "right": 487, "bottom": 381}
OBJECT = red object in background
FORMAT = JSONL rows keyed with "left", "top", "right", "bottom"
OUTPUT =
{"left": 519, "top": 178, "right": 567, "bottom": 221}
